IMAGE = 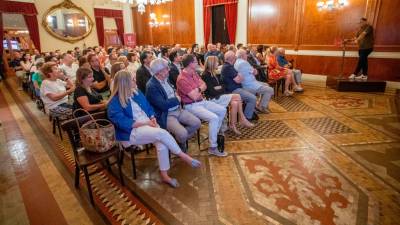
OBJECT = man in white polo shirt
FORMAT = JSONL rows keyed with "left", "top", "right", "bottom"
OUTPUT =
{"left": 59, "top": 53, "right": 79, "bottom": 82}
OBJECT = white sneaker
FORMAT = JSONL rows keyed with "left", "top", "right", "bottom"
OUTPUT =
{"left": 360, "top": 75, "right": 368, "bottom": 80}
{"left": 294, "top": 86, "right": 304, "bottom": 92}
{"left": 348, "top": 74, "right": 356, "bottom": 80}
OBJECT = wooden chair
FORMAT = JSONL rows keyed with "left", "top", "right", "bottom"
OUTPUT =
{"left": 61, "top": 111, "right": 124, "bottom": 205}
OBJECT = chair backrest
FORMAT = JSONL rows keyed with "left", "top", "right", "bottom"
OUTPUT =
{"left": 61, "top": 111, "right": 108, "bottom": 152}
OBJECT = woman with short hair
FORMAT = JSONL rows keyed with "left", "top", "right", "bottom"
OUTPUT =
{"left": 40, "top": 62, "right": 75, "bottom": 113}
{"left": 202, "top": 56, "right": 254, "bottom": 135}
{"left": 107, "top": 70, "right": 201, "bottom": 188}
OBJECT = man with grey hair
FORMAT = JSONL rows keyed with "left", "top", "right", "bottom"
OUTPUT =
{"left": 221, "top": 51, "right": 258, "bottom": 120}
{"left": 234, "top": 49, "right": 274, "bottom": 113}
{"left": 146, "top": 58, "right": 201, "bottom": 152}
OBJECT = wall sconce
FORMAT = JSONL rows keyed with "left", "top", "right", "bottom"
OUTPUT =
{"left": 317, "top": 0, "right": 349, "bottom": 11}
{"left": 149, "top": 13, "right": 170, "bottom": 27}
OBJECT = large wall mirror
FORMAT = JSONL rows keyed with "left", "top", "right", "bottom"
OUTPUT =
{"left": 42, "top": 0, "right": 93, "bottom": 43}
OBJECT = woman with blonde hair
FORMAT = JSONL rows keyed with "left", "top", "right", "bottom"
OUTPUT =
{"left": 202, "top": 56, "right": 254, "bottom": 135}
{"left": 107, "top": 70, "right": 201, "bottom": 188}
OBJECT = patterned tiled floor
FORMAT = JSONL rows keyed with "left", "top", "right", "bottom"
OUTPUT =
{"left": 1, "top": 79, "right": 400, "bottom": 225}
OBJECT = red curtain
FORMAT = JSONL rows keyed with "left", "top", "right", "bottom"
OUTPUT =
{"left": 224, "top": 3, "right": 237, "bottom": 44}
{"left": 95, "top": 17, "right": 105, "bottom": 47}
{"left": 24, "top": 15, "right": 41, "bottom": 52}
{"left": 94, "top": 8, "right": 124, "bottom": 47}
{"left": 203, "top": 7, "right": 211, "bottom": 45}
{"left": 115, "top": 18, "right": 125, "bottom": 45}
{"left": 203, "top": 0, "right": 237, "bottom": 44}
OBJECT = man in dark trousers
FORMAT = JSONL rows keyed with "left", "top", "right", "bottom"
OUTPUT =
{"left": 349, "top": 17, "right": 374, "bottom": 81}
{"left": 136, "top": 51, "right": 153, "bottom": 94}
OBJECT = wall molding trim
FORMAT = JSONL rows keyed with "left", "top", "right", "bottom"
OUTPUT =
{"left": 285, "top": 50, "right": 400, "bottom": 59}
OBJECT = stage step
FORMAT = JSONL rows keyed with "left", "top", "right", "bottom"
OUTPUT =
{"left": 326, "top": 77, "right": 386, "bottom": 92}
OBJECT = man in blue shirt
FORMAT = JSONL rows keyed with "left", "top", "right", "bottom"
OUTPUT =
{"left": 234, "top": 49, "right": 274, "bottom": 113}
{"left": 221, "top": 51, "right": 258, "bottom": 120}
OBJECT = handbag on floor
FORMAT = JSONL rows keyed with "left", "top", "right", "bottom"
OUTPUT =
{"left": 73, "top": 109, "right": 116, "bottom": 153}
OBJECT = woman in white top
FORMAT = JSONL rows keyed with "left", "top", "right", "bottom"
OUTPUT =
{"left": 107, "top": 70, "right": 201, "bottom": 188}
{"left": 40, "top": 62, "right": 75, "bottom": 113}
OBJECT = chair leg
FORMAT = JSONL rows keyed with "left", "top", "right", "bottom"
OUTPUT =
{"left": 117, "top": 152, "right": 125, "bottom": 186}
{"left": 82, "top": 167, "right": 94, "bottom": 205}
{"left": 130, "top": 148, "right": 137, "bottom": 179}
{"left": 197, "top": 129, "right": 201, "bottom": 150}
{"left": 105, "top": 158, "right": 112, "bottom": 172}
{"left": 56, "top": 117, "right": 63, "bottom": 140}
{"left": 74, "top": 165, "right": 80, "bottom": 188}
{"left": 145, "top": 144, "right": 150, "bottom": 155}
{"left": 52, "top": 118, "right": 56, "bottom": 135}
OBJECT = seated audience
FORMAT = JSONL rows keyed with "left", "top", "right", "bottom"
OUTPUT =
{"left": 88, "top": 53, "right": 111, "bottom": 99}
{"left": 40, "top": 62, "right": 75, "bottom": 113}
{"left": 247, "top": 45, "right": 267, "bottom": 82}
{"left": 168, "top": 50, "right": 182, "bottom": 89}
{"left": 110, "top": 62, "right": 126, "bottom": 92}
{"left": 267, "top": 47, "right": 302, "bottom": 95}
{"left": 202, "top": 56, "right": 254, "bottom": 135}
{"left": 31, "top": 61, "right": 44, "bottom": 97}
{"left": 126, "top": 52, "right": 140, "bottom": 74}
{"left": 277, "top": 48, "right": 304, "bottom": 91}
{"left": 146, "top": 58, "right": 201, "bottom": 152}
{"left": 59, "top": 53, "right": 79, "bottom": 82}
{"left": 221, "top": 51, "right": 258, "bottom": 121}
{"left": 235, "top": 49, "right": 274, "bottom": 113}
{"left": 10, "top": 51, "right": 24, "bottom": 90}
{"left": 107, "top": 70, "right": 201, "bottom": 188}
{"left": 176, "top": 54, "right": 227, "bottom": 157}
{"left": 73, "top": 67, "right": 107, "bottom": 115}
{"left": 136, "top": 51, "right": 153, "bottom": 94}
{"left": 204, "top": 44, "right": 219, "bottom": 60}
{"left": 105, "top": 52, "right": 118, "bottom": 73}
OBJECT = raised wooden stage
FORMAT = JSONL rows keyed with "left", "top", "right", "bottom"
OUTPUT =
{"left": 326, "top": 76, "right": 387, "bottom": 92}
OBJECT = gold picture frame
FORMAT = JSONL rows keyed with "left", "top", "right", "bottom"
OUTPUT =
{"left": 42, "top": 0, "right": 93, "bottom": 43}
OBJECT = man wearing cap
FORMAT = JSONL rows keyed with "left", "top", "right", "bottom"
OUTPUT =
{"left": 176, "top": 54, "right": 228, "bottom": 157}
{"left": 349, "top": 17, "right": 374, "bottom": 80}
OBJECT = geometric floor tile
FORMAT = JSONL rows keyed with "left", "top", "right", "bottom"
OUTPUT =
{"left": 235, "top": 151, "right": 368, "bottom": 225}
{"left": 226, "top": 120, "right": 297, "bottom": 140}
{"left": 273, "top": 96, "right": 314, "bottom": 112}
{"left": 301, "top": 117, "right": 356, "bottom": 135}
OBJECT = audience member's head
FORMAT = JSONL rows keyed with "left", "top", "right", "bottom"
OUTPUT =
{"left": 22, "top": 53, "right": 31, "bottom": 62}
{"left": 224, "top": 51, "right": 236, "bottom": 65}
{"left": 110, "top": 70, "right": 135, "bottom": 108}
{"left": 78, "top": 56, "right": 90, "bottom": 69}
{"left": 75, "top": 67, "right": 94, "bottom": 88}
{"left": 117, "top": 55, "right": 129, "bottom": 67}
{"left": 277, "top": 47, "right": 285, "bottom": 55}
{"left": 150, "top": 58, "right": 170, "bottom": 82}
{"left": 160, "top": 47, "right": 169, "bottom": 58}
{"left": 62, "top": 53, "right": 74, "bottom": 66}
{"left": 236, "top": 43, "right": 244, "bottom": 50}
{"left": 207, "top": 44, "right": 213, "bottom": 52}
{"left": 236, "top": 49, "right": 248, "bottom": 60}
{"left": 127, "top": 52, "right": 138, "bottom": 63}
{"left": 181, "top": 54, "right": 195, "bottom": 69}
{"left": 87, "top": 53, "right": 100, "bottom": 69}
{"left": 41, "top": 62, "right": 61, "bottom": 79}
{"left": 110, "top": 62, "right": 126, "bottom": 79}
{"left": 204, "top": 56, "right": 219, "bottom": 74}
{"left": 140, "top": 51, "right": 153, "bottom": 65}
{"left": 168, "top": 50, "right": 180, "bottom": 63}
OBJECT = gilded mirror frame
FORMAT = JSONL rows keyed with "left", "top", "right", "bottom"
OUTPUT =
{"left": 42, "top": 0, "right": 93, "bottom": 43}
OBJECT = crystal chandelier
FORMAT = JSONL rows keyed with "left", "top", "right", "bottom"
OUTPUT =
{"left": 112, "top": 0, "right": 172, "bottom": 14}
{"left": 137, "top": 0, "right": 172, "bottom": 14}
{"left": 316, "top": 0, "right": 349, "bottom": 11}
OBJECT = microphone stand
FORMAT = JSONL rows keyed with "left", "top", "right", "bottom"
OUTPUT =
{"left": 339, "top": 38, "right": 352, "bottom": 79}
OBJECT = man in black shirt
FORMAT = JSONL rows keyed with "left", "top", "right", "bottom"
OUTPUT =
{"left": 9, "top": 51, "right": 24, "bottom": 90}
{"left": 221, "top": 51, "right": 257, "bottom": 121}
{"left": 88, "top": 53, "right": 110, "bottom": 98}
{"left": 136, "top": 51, "right": 153, "bottom": 94}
